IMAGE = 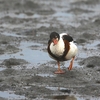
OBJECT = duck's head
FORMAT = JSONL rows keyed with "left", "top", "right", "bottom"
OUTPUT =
{"left": 50, "top": 32, "right": 60, "bottom": 45}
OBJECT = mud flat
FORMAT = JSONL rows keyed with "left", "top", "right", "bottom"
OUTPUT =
{"left": 0, "top": 0, "right": 100, "bottom": 100}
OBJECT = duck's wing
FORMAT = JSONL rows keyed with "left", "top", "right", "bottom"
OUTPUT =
{"left": 62, "top": 34, "right": 73, "bottom": 42}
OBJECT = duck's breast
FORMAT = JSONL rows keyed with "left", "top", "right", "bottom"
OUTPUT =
{"left": 50, "top": 39, "right": 65, "bottom": 57}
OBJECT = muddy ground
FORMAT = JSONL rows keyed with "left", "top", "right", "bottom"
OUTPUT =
{"left": 0, "top": 0, "right": 100, "bottom": 100}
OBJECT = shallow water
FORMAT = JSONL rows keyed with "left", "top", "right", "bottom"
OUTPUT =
{"left": 0, "top": 91, "right": 26, "bottom": 100}
{"left": 78, "top": 40, "right": 100, "bottom": 58}
{"left": 0, "top": 33, "right": 51, "bottom": 66}
{"left": 1, "top": 32, "right": 27, "bottom": 38}
{"left": 37, "top": 73, "right": 55, "bottom": 77}
{"left": 0, "top": 67, "right": 6, "bottom": 71}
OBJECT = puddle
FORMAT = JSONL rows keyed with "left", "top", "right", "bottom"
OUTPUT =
{"left": 0, "top": 67, "right": 6, "bottom": 71}
{"left": 37, "top": 73, "right": 55, "bottom": 77}
{"left": 1, "top": 32, "right": 27, "bottom": 38}
{"left": 0, "top": 41, "right": 52, "bottom": 68}
{"left": 19, "top": 41, "right": 52, "bottom": 65}
{"left": 52, "top": 12, "right": 75, "bottom": 25}
{"left": 0, "top": 91, "right": 26, "bottom": 100}
{"left": 46, "top": 86, "right": 67, "bottom": 91}
{"left": 0, "top": 31, "right": 53, "bottom": 68}
{"left": 0, "top": 12, "right": 40, "bottom": 19}
{"left": 78, "top": 40, "right": 100, "bottom": 59}
{"left": 53, "top": 12, "right": 72, "bottom": 18}
{"left": 85, "top": 40, "right": 100, "bottom": 49}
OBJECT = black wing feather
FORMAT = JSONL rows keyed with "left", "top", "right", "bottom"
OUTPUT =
{"left": 62, "top": 35, "right": 73, "bottom": 42}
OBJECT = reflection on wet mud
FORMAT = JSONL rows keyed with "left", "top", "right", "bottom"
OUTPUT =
{"left": 46, "top": 95, "right": 77, "bottom": 100}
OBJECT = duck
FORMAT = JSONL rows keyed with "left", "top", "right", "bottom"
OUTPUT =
{"left": 47, "top": 32, "right": 78, "bottom": 74}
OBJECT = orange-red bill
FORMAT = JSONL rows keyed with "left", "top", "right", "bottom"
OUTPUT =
{"left": 52, "top": 39, "right": 58, "bottom": 45}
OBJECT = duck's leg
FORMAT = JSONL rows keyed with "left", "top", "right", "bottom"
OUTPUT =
{"left": 68, "top": 56, "right": 75, "bottom": 70}
{"left": 55, "top": 61, "right": 65, "bottom": 74}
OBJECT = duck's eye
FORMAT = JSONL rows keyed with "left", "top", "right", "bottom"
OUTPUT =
{"left": 55, "top": 37, "right": 58, "bottom": 40}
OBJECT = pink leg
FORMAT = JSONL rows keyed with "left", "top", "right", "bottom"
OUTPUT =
{"left": 54, "top": 61, "right": 65, "bottom": 74}
{"left": 68, "top": 56, "right": 75, "bottom": 70}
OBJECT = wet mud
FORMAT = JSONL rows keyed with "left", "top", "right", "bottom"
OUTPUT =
{"left": 0, "top": 0, "right": 100, "bottom": 100}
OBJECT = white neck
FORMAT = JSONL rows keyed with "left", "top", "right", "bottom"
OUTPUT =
{"left": 50, "top": 37, "right": 65, "bottom": 57}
